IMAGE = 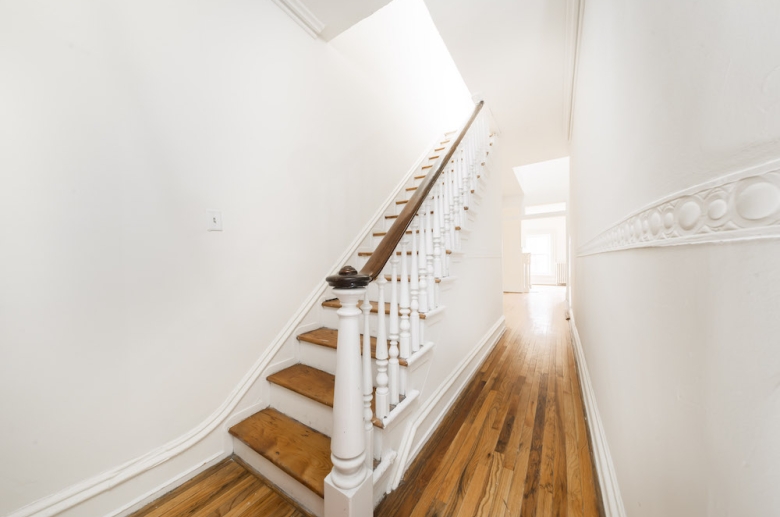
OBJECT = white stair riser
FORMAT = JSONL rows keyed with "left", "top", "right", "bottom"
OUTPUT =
{"left": 232, "top": 438, "right": 324, "bottom": 517}
{"left": 297, "top": 341, "right": 381, "bottom": 387}
{"left": 297, "top": 341, "right": 337, "bottom": 375}
{"left": 270, "top": 384, "right": 335, "bottom": 437}
{"left": 320, "top": 308, "right": 445, "bottom": 339}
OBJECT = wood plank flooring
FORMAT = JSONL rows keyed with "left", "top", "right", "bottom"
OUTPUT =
{"left": 375, "top": 288, "right": 605, "bottom": 517}
{"left": 128, "top": 457, "right": 310, "bottom": 517}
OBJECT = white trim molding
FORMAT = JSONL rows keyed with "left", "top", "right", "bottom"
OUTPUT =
{"left": 271, "top": 0, "right": 325, "bottom": 39}
{"left": 564, "top": 0, "right": 586, "bottom": 140}
{"left": 578, "top": 158, "right": 780, "bottom": 256}
{"left": 568, "top": 311, "right": 626, "bottom": 517}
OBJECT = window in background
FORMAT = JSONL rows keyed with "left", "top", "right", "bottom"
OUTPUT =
{"left": 525, "top": 234, "right": 552, "bottom": 276}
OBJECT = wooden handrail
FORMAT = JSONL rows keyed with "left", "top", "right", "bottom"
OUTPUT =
{"left": 327, "top": 101, "right": 484, "bottom": 289}
{"left": 361, "top": 100, "right": 484, "bottom": 281}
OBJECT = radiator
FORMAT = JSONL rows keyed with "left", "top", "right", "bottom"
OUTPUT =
{"left": 556, "top": 262, "right": 568, "bottom": 285}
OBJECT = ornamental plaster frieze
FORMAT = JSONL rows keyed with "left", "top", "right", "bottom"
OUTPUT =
{"left": 578, "top": 159, "right": 780, "bottom": 256}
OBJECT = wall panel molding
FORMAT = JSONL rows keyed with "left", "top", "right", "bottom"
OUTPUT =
{"left": 578, "top": 158, "right": 780, "bottom": 256}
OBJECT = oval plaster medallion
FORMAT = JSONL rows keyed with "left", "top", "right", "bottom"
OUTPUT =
{"left": 650, "top": 212, "right": 662, "bottom": 234}
{"left": 663, "top": 211, "right": 674, "bottom": 229}
{"left": 735, "top": 181, "right": 780, "bottom": 220}
{"left": 678, "top": 200, "right": 702, "bottom": 230}
{"left": 707, "top": 199, "right": 728, "bottom": 220}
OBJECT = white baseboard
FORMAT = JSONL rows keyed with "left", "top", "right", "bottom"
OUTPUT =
{"left": 390, "top": 315, "right": 506, "bottom": 489}
{"left": 568, "top": 311, "right": 627, "bottom": 517}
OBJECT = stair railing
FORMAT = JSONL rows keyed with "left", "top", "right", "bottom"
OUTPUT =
{"left": 324, "top": 101, "right": 488, "bottom": 514}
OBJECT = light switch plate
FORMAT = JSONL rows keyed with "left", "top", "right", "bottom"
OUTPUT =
{"left": 207, "top": 210, "right": 223, "bottom": 231}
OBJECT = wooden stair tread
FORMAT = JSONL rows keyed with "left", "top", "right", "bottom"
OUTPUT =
{"left": 320, "top": 300, "right": 426, "bottom": 320}
{"left": 298, "top": 326, "right": 411, "bottom": 365}
{"left": 385, "top": 214, "right": 398, "bottom": 219}
{"left": 406, "top": 186, "right": 418, "bottom": 191}
{"left": 396, "top": 199, "right": 408, "bottom": 205}
{"left": 414, "top": 175, "right": 426, "bottom": 180}
{"left": 434, "top": 147, "right": 445, "bottom": 152}
{"left": 421, "top": 165, "right": 433, "bottom": 170}
{"left": 229, "top": 408, "right": 331, "bottom": 498}
{"left": 268, "top": 364, "right": 385, "bottom": 428}
{"left": 268, "top": 364, "right": 334, "bottom": 408}
{"left": 429, "top": 155, "right": 440, "bottom": 160}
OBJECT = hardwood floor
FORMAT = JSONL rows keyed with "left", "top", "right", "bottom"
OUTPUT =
{"left": 375, "top": 288, "right": 605, "bottom": 517}
{"left": 128, "top": 457, "right": 310, "bottom": 517}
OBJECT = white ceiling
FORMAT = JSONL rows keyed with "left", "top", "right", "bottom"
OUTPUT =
{"left": 514, "top": 156, "right": 570, "bottom": 206}
{"left": 296, "top": 0, "right": 394, "bottom": 40}
{"left": 422, "top": 0, "right": 574, "bottom": 195}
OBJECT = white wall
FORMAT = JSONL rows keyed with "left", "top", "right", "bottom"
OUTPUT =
{"left": 0, "top": 1, "right": 472, "bottom": 515}
{"left": 570, "top": 1, "right": 780, "bottom": 516}
{"left": 501, "top": 194, "right": 525, "bottom": 292}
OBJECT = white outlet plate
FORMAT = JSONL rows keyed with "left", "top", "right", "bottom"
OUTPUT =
{"left": 206, "top": 210, "right": 223, "bottom": 231}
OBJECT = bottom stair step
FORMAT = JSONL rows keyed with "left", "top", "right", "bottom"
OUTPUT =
{"left": 229, "top": 408, "right": 332, "bottom": 498}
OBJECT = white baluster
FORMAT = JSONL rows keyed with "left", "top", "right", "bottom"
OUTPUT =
{"left": 418, "top": 210, "right": 429, "bottom": 314}
{"left": 425, "top": 197, "right": 436, "bottom": 311}
{"left": 398, "top": 238, "right": 410, "bottom": 396}
{"left": 410, "top": 217, "right": 420, "bottom": 354}
{"left": 388, "top": 253, "right": 400, "bottom": 406}
{"left": 375, "top": 274, "right": 389, "bottom": 420}
{"left": 449, "top": 168, "right": 457, "bottom": 253}
{"left": 461, "top": 145, "right": 471, "bottom": 210}
{"left": 443, "top": 173, "right": 452, "bottom": 258}
{"left": 432, "top": 184, "right": 443, "bottom": 284}
{"left": 361, "top": 292, "right": 374, "bottom": 471}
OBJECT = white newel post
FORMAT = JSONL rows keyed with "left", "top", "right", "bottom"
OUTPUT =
{"left": 324, "top": 267, "right": 373, "bottom": 517}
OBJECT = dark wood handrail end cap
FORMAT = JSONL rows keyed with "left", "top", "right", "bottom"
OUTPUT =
{"left": 326, "top": 265, "right": 370, "bottom": 289}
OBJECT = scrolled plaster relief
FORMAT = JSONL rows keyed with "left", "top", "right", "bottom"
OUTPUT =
{"left": 578, "top": 160, "right": 780, "bottom": 256}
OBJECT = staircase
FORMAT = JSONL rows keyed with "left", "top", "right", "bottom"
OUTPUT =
{"left": 226, "top": 102, "right": 494, "bottom": 517}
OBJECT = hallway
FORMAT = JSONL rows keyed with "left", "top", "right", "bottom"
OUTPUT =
{"left": 375, "top": 289, "right": 604, "bottom": 516}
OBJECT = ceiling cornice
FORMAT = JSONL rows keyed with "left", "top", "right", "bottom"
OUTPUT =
{"left": 272, "top": 0, "right": 325, "bottom": 39}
